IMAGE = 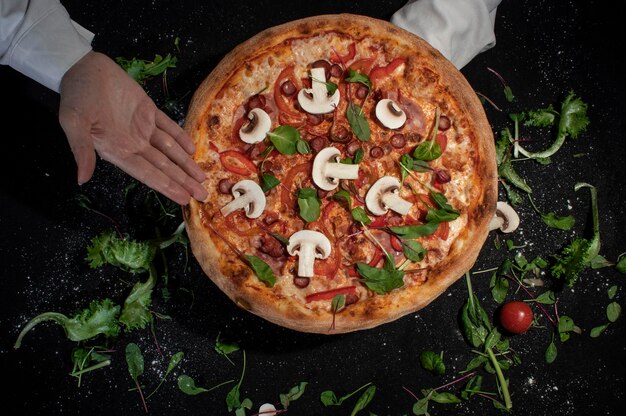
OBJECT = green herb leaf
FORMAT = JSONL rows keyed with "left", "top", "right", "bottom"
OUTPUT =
{"left": 245, "top": 255, "right": 277, "bottom": 287}
{"left": 119, "top": 266, "right": 157, "bottom": 330}
{"left": 125, "top": 343, "right": 144, "bottom": 381}
{"left": 545, "top": 337, "right": 558, "bottom": 363}
{"left": 351, "top": 207, "right": 372, "bottom": 224}
{"left": 389, "top": 222, "right": 438, "bottom": 239}
{"left": 419, "top": 351, "right": 445, "bottom": 376}
{"left": 616, "top": 255, "right": 626, "bottom": 274}
{"left": 535, "top": 290, "right": 556, "bottom": 305}
{"left": 260, "top": 173, "right": 280, "bottom": 192}
{"left": 298, "top": 187, "right": 321, "bottom": 223}
{"left": 177, "top": 375, "right": 209, "bottom": 395}
{"left": 402, "top": 240, "right": 426, "bottom": 262}
{"left": 86, "top": 229, "right": 155, "bottom": 274}
{"left": 350, "top": 385, "right": 376, "bottom": 416}
{"left": 280, "top": 382, "right": 308, "bottom": 409}
{"left": 116, "top": 53, "right": 178, "bottom": 84}
{"left": 607, "top": 302, "right": 622, "bottom": 322}
{"left": 413, "top": 139, "right": 442, "bottom": 161}
{"left": 347, "top": 102, "right": 371, "bottom": 141}
{"left": 608, "top": 285, "right": 618, "bottom": 300}
{"left": 356, "top": 255, "right": 404, "bottom": 294}
{"left": 296, "top": 139, "right": 311, "bottom": 155}
{"left": 333, "top": 190, "right": 352, "bottom": 210}
{"left": 590, "top": 323, "right": 610, "bottom": 338}
{"left": 268, "top": 125, "right": 301, "bottom": 155}
{"left": 345, "top": 69, "right": 372, "bottom": 89}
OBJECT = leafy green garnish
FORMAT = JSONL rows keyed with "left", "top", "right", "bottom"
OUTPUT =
{"left": 332, "top": 189, "right": 352, "bottom": 210}
{"left": 259, "top": 173, "right": 280, "bottom": 193}
{"left": 528, "top": 195, "right": 575, "bottom": 230}
{"left": 215, "top": 332, "right": 240, "bottom": 365}
{"left": 551, "top": 182, "right": 601, "bottom": 286}
{"left": 119, "top": 265, "right": 157, "bottom": 330}
{"left": 267, "top": 125, "right": 309, "bottom": 155}
{"left": 146, "top": 351, "right": 184, "bottom": 399}
{"left": 346, "top": 102, "right": 371, "bottom": 142}
{"left": 116, "top": 53, "right": 178, "bottom": 84}
{"left": 14, "top": 299, "right": 120, "bottom": 349}
{"left": 516, "top": 90, "right": 590, "bottom": 159}
{"left": 351, "top": 207, "right": 371, "bottom": 225}
{"left": 226, "top": 350, "right": 252, "bottom": 415}
{"left": 388, "top": 222, "right": 438, "bottom": 239}
{"left": 321, "top": 382, "right": 373, "bottom": 407}
{"left": 244, "top": 255, "right": 277, "bottom": 287}
{"left": 86, "top": 229, "right": 155, "bottom": 274}
{"left": 297, "top": 187, "right": 321, "bottom": 223}
{"left": 126, "top": 342, "right": 148, "bottom": 413}
{"left": 420, "top": 351, "right": 446, "bottom": 376}
{"left": 356, "top": 254, "right": 404, "bottom": 294}
{"left": 345, "top": 69, "right": 372, "bottom": 89}
{"left": 280, "top": 382, "right": 308, "bottom": 409}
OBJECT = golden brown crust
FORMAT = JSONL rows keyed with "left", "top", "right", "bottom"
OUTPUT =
{"left": 184, "top": 14, "right": 497, "bottom": 334}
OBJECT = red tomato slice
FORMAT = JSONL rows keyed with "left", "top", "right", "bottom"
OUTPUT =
{"left": 349, "top": 58, "right": 376, "bottom": 75}
{"left": 390, "top": 234, "right": 403, "bottom": 252}
{"left": 305, "top": 285, "right": 357, "bottom": 303}
{"left": 330, "top": 42, "right": 356, "bottom": 64}
{"left": 219, "top": 150, "right": 257, "bottom": 176}
{"left": 280, "top": 162, "right": 312, "bottom": 209}
{"left": 273, "top": 65, "right": 300, "bottom": 116}
{"left": 370, "top": 58, "right": 405, "bottom": 85}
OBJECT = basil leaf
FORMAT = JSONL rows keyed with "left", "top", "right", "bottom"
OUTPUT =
{"left": 296, "top": 139, "right": 311, "bottom": 155}
{"left": 346, "top": 101, "right": 370, "bottom": 141}
{"left": 413, "top": 139, "right": 442, "bottom": 161}
{"left": 260, "top": 173, "right": 280, "bottom": 192}
{"left": 268, "top": 125, "right": 300, "bottom": 155}
{"left": 298, "top": 187, "right": 321, "bottom": 223}
{"left": 245, "top": 255, "right": 276, "bottom": 287}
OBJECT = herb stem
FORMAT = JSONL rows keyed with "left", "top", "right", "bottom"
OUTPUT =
{"left": 69, "top": 359, "right": 111, "bottom": 377}
{"left": 486, "top": 347, "right": 512, "bottom": 410}
{"left": 433, "top": 370, "right": 477, "bottom": 392}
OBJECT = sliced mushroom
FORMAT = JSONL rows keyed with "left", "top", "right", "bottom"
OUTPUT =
{"left": 365, "top": 176, "right": 413, "bottom": 216}
{"left": 375, "top": 98, "right": 406, "bottom": 129}
{"left": 220, "top": 179, "right": 266, "bottom": 219}
{"left": 258, "top": 404, "right": 277, "bottom": 416}
{"left": 297, "top": 67, "right": 341, "bottom": 114}
{"left": 489, "top": 201, "right": 520, "bottom": 233}
{"left": 287, "top": 230, "right": 332, "bottom": 277}
{"left": 312, "top": 147, "right": 360, "bottom": 191}
{"left": 239, "top": 108, "right": 271, "bottom": 144}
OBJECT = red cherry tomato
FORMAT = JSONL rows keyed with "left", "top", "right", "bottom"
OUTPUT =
{"left": 499, "top": 301, "right": 533, "bottom": 334}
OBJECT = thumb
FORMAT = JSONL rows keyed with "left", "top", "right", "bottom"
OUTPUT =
{"left": 59, "top": 112, "right": 97, "bottom": 185}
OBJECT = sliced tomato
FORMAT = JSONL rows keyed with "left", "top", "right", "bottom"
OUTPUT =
{"left": 273, "top": 65, "right": 300, "bottom": 116}
{"left": 219, "top": 150, "right": 257, "bottom": 176}
{"left": 280, "top": 162, "right": 312, "bottom": 209}
{"left": 369, "top": 213, "right": 388, "bottom": 229}
{"left": 349, "top": 58, "right": 376, "bottom": 75}
{"left": 330, "top": 42, "right": 356, "bottom": 64}
{"left": 370, "top": 58, "right": 406, "bottom": 86}
{"left": 208, "top": 141, "right": 220, "bottom": 153}
{"left": 305, "top": 285, "right": 357, "bottom": 303}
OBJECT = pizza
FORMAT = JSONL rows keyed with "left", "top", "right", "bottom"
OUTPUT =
{"left": 182, "top": 14, "right": 497, "bottom": 334}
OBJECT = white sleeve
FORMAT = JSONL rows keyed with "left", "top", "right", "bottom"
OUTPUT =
{"left": 0, "top": 0, "right": 94, "bottom": 92}
{"left": 391, "top": 0, "right": 502, "bottom": 69}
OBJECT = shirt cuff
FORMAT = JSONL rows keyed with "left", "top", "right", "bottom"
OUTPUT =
{"left": 5, "top": 3, "right": 93, "bottom": 92}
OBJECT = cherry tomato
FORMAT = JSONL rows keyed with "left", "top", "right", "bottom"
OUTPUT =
{"left": 498, "top": 301, "right": 534, "bottom": 334}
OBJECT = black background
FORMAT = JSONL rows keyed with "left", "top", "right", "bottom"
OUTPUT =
{"left": 1, "top": 0, "right": 625, "bottom": 415}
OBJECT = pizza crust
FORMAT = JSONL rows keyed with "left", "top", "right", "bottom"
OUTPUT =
{"left": 184, "top": 14, "right": 497, "bottom": 334}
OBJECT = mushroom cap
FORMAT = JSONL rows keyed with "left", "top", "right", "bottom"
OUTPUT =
{"left": 239, "top": 108, "right": 271, "bottom": 144}
{"left": 365, "top": 175, "right": 413, "bottom": 216}
{"left": 489, "top": 201, "right": 520, "bottom": 233}
{"left": 232, "top": 179, "right": 266, "bottom": 218}
{"left": 286, "top": 230, "right": 332, "bottom": 258}
{"left": 375, "top": 98, "right": 406, "bottom": 129}
{"left": 297, "top": 67, "right": 340, "bottom": 114}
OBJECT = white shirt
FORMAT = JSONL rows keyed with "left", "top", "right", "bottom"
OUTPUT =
{"left": 391, "top": 0, "right": 502, "bottom": 69}
{"left": 0, "top": 0, "right": 500, "bottom": 93}
{"left": 0, "top": 0, "right": 93, "bottom": 92}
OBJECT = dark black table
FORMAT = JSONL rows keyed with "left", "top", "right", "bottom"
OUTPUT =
{"left": 2, "top": 1, "right": 625, "bottom": 415}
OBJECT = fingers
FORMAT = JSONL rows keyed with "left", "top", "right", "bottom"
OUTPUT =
{"left": 58, "top": 110, "right": 97, "bottom": 185}
{"left": 150, "top": 125, "right": 207, "bottom": 183}
{"left": 155, "top": 110, "right": 196, "bottom": 154}
{"left": 140, "top": 140, "right": 208, "bottom": 204}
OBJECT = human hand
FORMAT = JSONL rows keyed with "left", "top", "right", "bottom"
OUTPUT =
{"left": 58, "top": 51, "right": 208, "bottom": 205}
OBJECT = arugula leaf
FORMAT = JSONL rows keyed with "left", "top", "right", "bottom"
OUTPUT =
{"left": 14, "top": 299, "right": 120, "bottom": 349}
{"left": 528, "top": 195, "right": 575, "bottom": 230}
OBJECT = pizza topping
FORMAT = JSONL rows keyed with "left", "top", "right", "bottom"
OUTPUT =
{"left": 297, "top": 67, "right": 340, "bottom": 114}
{"left": 369, "top": 146, "right": 384, "bottom": 159}
{"left": 312, "top": 147, "right": 360, "bottom": 191}
{"left": 220, "top": 179, "right": 266, "bottom": 219}
{"left": 390, "top": 133, "right": 407, "bottom": 149}
{"left": 365, "top": 176, "right": 413, "bottom": 216}
{"left": 239, "top": 108, "right": 272, "bottom": 144}
{"left": 375, "top": 99, "right": 407, "bottom": 129}
{"left": 217, "top": 178, "right": 235, "bottom": 194}
{"left": 438, "top": 114, "right": 451, "bottom": 131}
{"left": 287, "top": 230, "right": 332, "bottom": 277}
{"left": 220, "top": 150, "right": 257, "bottom": 176}
{"left": 489, "top": 201, "right": 520, "bottom": 233}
